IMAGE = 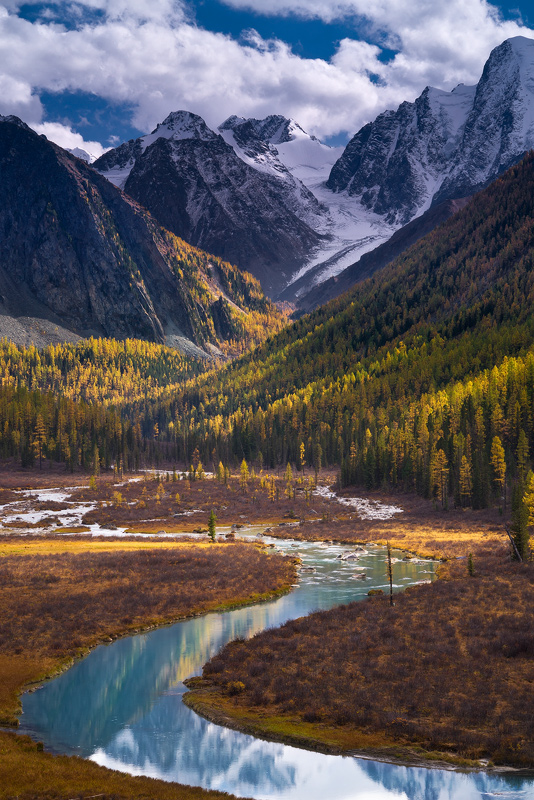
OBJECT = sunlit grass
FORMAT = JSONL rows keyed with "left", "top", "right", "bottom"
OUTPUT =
{"left": 0, "top": 532, "right": 295, "bottom": 797}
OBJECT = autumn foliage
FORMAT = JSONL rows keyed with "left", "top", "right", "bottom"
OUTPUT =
{"left": 137, "top": 153, "right": 534, "bottom": 511}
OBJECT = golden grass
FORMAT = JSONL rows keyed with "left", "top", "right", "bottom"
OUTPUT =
{"left": 271, "top": 493, "right": 507, "bottom": 561}
{"left": 184, "top": 687, "right": 477, "bottom": 768}
{"left": 0, "top": 730, "right": 245, "bottom": 799}
{"left": 0, "top": 537, "right": 221, "bottom": 556}
{"left": 0, "top": 529, "right": 296, "bottom": 798}
{"left": 0, "top": 655, "right": 56, "bottom": 726}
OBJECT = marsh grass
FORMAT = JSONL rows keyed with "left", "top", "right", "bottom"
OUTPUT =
{"left": 194, "top": 542, "right": 534, "bottom": 768}
{"left": 0, "top": 533, "right": 294, "bottom": 797}
{"left": 0, "top": 730, "right": 245, "bottom": 800}
{"left": 0, "top": 538, "right": 295, "bottom": 720}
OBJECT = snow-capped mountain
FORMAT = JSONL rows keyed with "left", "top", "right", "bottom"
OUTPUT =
{"left": 94, "top": 111, "right": 324, "bottom": 295}
{"left": 327, "top": 36, "right": 534, "bottom": 227}
{"left": 218, "top": 113, "right": 395, "bottom": 294}
{"left": 0, "top": 115, "right": 279, "bottom": 351}
{"left": 67, "top": 147, "right": 98, "bottom": 164}
{"left": 218, "top": 114, "right": 328, "bottom": 231}
{"left": 93, "top": 37, "right": 534, "bottom": 301}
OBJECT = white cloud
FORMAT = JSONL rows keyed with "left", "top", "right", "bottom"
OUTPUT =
{"left": 0, "top": 0, "right": 532, "bottom": 151}
{"left": 0, "top": 71, "right": 43, "bottom": 119}
{"left": 29, "top": 120, "right": 109, "bottom": 158}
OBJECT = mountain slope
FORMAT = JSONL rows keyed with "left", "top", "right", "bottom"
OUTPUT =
{"left": 219, "top": 114, "right": 398, "bottom": 297}
{"left": 143, "top": 151, "right": 534, "bottom": 504}
{"left": 0, "top": 117, "right": 283, "bottom": 353}
{"left": 291, "top": 196, "right": 471, "bottom": 313}
{"left": 327, "top": 36, "right": 534, "bottom": 226}
{"left": 95, "top": 111, "right": 324, "bottom": 295}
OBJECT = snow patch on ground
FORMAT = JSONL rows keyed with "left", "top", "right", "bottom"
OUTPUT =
{"left": 313, "top": 485, "right": 403, "bottom": 520}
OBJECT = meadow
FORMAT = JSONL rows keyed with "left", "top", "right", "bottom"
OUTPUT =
{"left": 185, "top": 509, "right": 534, "bottom": 769}
{"left": 0, "top": 500, "right": 295, "bottom": 798}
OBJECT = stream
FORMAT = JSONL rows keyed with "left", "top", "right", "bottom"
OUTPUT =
{"left": 10, "top": 486, "right": 534, "bottom": 800}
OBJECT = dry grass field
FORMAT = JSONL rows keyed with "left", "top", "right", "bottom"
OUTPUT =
{"left": 0, "top": 730, "right": 248, "bottom": 800}
{"left": 266, "top": 491, "right": 508, "bottom": 560}
{"left": 0, "top": 465, "right": 523, "bottom": 790}
{"left": 187, "top": 538, "right": 534, "bottom": 769}
{"left": 0, "top": 517, "right": 295, "bottom": 798}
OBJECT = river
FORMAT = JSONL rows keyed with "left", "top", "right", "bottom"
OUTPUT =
{"left": 18, "top": 527, "right": 533, "bottom": 800}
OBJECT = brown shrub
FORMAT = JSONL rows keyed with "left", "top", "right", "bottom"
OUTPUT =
{"left": 199, "top": 543, "right": 534, "bottom": 767}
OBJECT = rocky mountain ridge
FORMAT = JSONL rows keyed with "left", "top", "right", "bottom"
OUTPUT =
{"left": 0, "top": 117, "right": 280, "bottom": 351}
{"left": 327, "top": 36, "right": 534, "bottom": 226}
{"left": 94, "top": 111, "right": 325, "bottom": 295}
{"left": 94, "top": 37, "right": 534, "bottom": 302}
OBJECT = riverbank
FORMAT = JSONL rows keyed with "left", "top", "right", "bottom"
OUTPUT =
{"left": 0, "top": 730, "right": 250, "bottom": 800}
{"left": 1, "top": 469, "right": 520, "bottom": 787}
{"left": 184, "top": 525, "right": 534, "bottom": 772}
{"left": 265, "top": 489, "right": 508, "bottom": 560}
{"left": 0, "top": 531, "right": 296, "bottom": 798}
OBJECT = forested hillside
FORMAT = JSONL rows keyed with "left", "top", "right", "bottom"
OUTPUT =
{"left": 0, "top": 338, "right": 212, "bottom": 470}
{"left": 5, "top": 151, "right": 534, "bottom": 506}
{"left": 0, "top": 338, "right": 206, "bottom": 405}
{"left": 0, "top": 384, "right": 141, "bottom": 471}
{"left": 136, "top": 152, "right": 534, "bottom": 508}
{"left": 0, "top": 117, "right": 284, "bottom": 353}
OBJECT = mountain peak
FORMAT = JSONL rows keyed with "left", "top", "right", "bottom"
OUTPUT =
{"left": 68, "top": 147, "right": 97, "bottom": 163}
{"left": 483, "top": 35, "right": 534, "bottom": 74}
{"left": 501, "top": 35, "right": 534, "bottom": 56}
{"left": 220, "top": 114, "right": 316, "bottom": 145}
{"left": 327, "top": 34, "right": 534, "bottom": 225}
{"left": 220, "top": 115, "right": 247, "bottom": 129}
{"left": 143, "top": 110, "right": 218, "bottom": 149}
{"left": 0, "top": 115, "right": 32, "bottom": 132}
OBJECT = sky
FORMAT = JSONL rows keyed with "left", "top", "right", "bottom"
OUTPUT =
{"left": 0, "top": 0, "right": 533, "bottom": 156}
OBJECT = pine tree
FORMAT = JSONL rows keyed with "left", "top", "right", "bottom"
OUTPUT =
{"left": 299, "top": 442, "right": 306, "bottom": 473}
{"left": 467, "top": 553, "right": 475, "bottom": 576}
{"left": 523, "top": 470, "right": 534, "bottom": 528}
{"left": 459, "top": 455, "right": 472, "bottom": 507}
{"left": 208, "top": 510, "right": 217, "bottom": 542}
{"left": 490, "top": 436, "right": 507, "bottom": 508}
{"left": 33, "top": 414, "right": 47, "bottom": 470}
{"left": 517, "top": 429, "right": 529, "bottom": 483}
{"left": 511, "top": 483, "right": 529, "bottom": 561}
{"left": 240, "top": 459, "right": 249, "bottom": 493}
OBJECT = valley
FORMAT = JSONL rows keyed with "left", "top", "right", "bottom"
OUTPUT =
{"left": 0, "top": 467, "right": 529, "bottom": 799}
{"left": 2, "top": 22, "right": 534, "bottom": 800}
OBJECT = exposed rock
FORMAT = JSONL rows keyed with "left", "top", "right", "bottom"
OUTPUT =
{"left": 327, "top": 37, "right": 534, "bottom": 227}
{"left": 95, "top": 111, "right": 324, "bottom": 295}
{"left": 0, "top": 117, "right": 277, "bottom": 350}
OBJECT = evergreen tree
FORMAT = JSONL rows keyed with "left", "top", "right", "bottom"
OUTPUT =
{"left": 208, "top": 510, "right": 217, "bottom": 542}
{"left": 240, "top": 459, "right": 249, "bottom": 493}
{"left": 491, "top": 436, "right": 507, "bottom": 508}
{"left": 511, "top": 483, "right": 530, "bottom": 561}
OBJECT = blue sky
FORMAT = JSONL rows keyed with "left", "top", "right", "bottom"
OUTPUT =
{"left": 1, "top": 0, "right": 533, "bottom": 155}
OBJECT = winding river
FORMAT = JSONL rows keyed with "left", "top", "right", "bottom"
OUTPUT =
{"left": 18, "top": 529, "right": 534, "bottom": 800}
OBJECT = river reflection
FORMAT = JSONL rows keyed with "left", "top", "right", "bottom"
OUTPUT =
{"left": 19, "top": 535, "right": 533, "bottom": 799}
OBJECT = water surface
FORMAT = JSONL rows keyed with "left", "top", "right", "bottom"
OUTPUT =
{"left": 20, "top": 532, "right": 532, "bottom": 799}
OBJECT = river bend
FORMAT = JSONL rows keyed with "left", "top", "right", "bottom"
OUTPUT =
{"left": 19, "top": 529, "right": 532, "bottom": 800}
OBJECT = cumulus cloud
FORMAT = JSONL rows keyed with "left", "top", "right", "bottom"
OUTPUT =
{"left": 0, "top": 72, "right": 43, "bottom": 119}
{"left": 0, "top": 0, "right": 532, "bottom": 151}
{"left": 29, "top": 121, "right": 109, "bottom": 158}
{"left": 221, "top": 0, "right": 531, "bottom": 91}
